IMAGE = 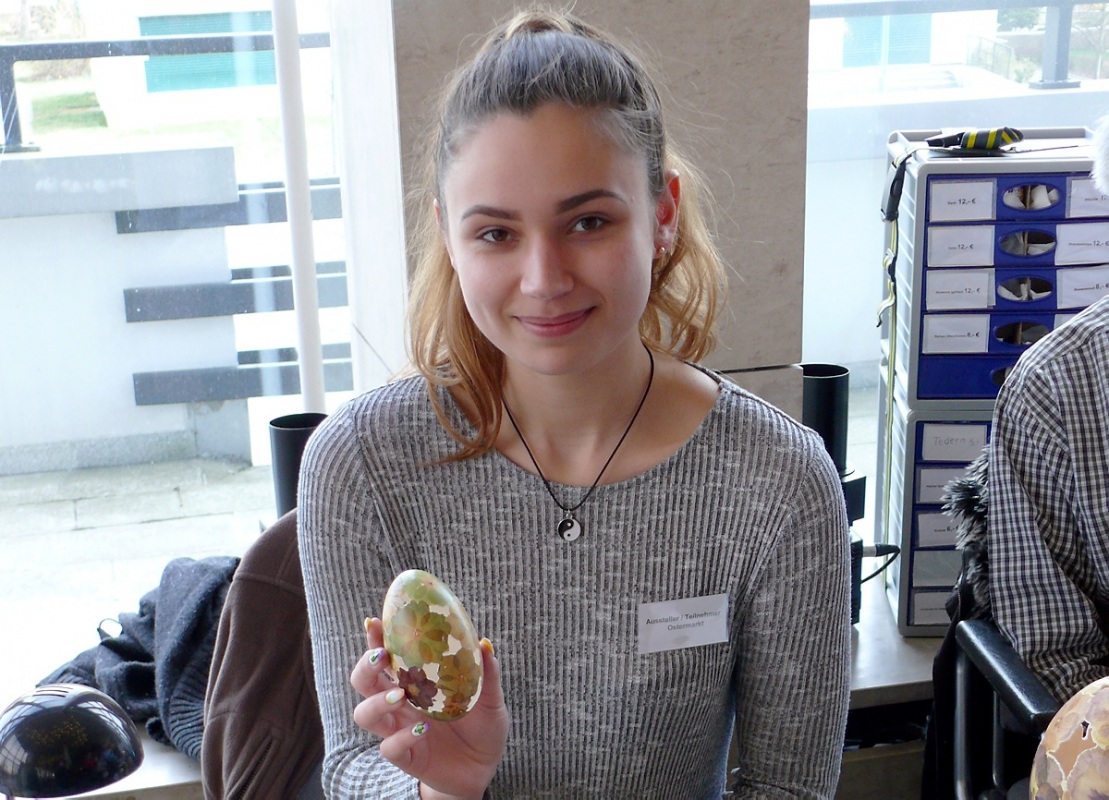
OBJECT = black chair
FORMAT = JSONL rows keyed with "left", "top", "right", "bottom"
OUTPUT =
{"left": 953, "top": 618, "right": 1059, "bottom": 800}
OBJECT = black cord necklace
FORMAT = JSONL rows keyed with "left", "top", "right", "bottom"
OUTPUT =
{"left": 502, "top": 346, "right": 655, "bottom": 542}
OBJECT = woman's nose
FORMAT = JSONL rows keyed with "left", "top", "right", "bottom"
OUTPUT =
{"left": 519, "top": 238, "right": 572, "bottom": 299}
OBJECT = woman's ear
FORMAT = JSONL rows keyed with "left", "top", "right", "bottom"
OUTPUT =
{"left": 654, "top": 169, "right": 681, "bottom": 250}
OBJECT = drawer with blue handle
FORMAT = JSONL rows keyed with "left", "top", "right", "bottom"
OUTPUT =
{"left": 915, "top": 353, "right": 1020, "bottom": 399}
{"left": 994, "top": 174, "right": 1070, "bottom": 220}
{"left": 928, "top": 172, "right": 1109, "bottom": 222}
{"left": 925, "top": 220, "right": 1109, "bottom": 268}
{"left": 922, "top": 264, "right": 1109, "bottom": 312}
{"left": 919, "top": 310, "right": 1057, "bottom": 356}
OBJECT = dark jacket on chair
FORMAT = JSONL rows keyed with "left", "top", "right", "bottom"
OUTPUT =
{"left": 202, "top": 509, "right": 324, "bottom": 800}
{"left": 41, "top": 555, "right": 239, "bottom": 761}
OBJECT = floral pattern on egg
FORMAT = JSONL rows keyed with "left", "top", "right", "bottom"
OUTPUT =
{"left": 381, "top": 569, "right": 483, "bottom": 720}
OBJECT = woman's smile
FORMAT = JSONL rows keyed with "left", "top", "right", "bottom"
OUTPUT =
{"left": 514, "top": 309, "right": 594, "bottom": 338}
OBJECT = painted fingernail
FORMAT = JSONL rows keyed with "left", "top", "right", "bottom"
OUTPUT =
{"left": 480, "top": 637, "right": 495, "bottom": 656}
{"left": 412, "top": 721, "right": 429, "bottom": 737}
{"left": 384, "top": 688, "right": 404, "bottom": 705}
{"left": 366, "top": 647, "right": 386, "bottom": 666}
{"left": 364, "top": 616, "right": 373, "bottom": 633}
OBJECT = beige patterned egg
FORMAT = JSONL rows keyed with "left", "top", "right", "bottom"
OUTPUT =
{"left": 381, "top": 569, "right": 483, "bottom": 720}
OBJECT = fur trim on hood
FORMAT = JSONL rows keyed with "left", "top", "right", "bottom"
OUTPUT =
{"left": 942, "top": 449, "right": 991, "bottom": 619}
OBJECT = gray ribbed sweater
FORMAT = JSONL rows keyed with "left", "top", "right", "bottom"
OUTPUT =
{"left": 297, "top": 373, "right": 851, "bottom": 799}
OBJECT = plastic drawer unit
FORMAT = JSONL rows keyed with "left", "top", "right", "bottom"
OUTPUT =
{"left": 886, "top": 127, "right": 1109, "bottom": 411}
{"left": 877, "top": 127, "right": 1109, "bottom": 634}
{"left": 880, "top": 395, "right": 993, "bottom": 636}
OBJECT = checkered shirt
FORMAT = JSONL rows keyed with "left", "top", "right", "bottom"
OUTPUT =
{"left": 990, "top": 293, "right": 1109, "bottom": 703}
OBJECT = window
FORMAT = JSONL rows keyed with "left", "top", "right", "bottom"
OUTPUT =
{"left": 0, "top": 1, "right": 347, "bottom": 695}
{"left": 140, "top": 12, "right": 276, "bottom": 92}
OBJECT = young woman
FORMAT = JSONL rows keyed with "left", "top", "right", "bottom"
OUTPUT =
{"left": 298, "top": 10, "right": 851, "bottom": 799}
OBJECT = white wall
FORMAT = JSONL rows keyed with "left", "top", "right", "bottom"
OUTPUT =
{"left": 0, "top": 145, "right": 247, "bottom": 473}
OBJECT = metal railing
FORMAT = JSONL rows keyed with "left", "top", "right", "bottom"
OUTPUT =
{"left": 1, "top": 3, "right": 1091, "bottom": 153}
{"left": 0, "top": 30, "right": 330, "bottom": 152}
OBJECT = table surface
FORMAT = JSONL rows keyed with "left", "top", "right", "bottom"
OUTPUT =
{"left": 54, "top": 733, "right": 202, "bottom": 799}
{"left": 850, "top": 577, "right": 943, "bottom": 709}
{"left": 51, "top": 577, "right": 942, "bottom": 798}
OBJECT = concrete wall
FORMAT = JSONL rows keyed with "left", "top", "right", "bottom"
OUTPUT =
{"left": 0, "top": 144, "right": 250, "bottom": 474}
{"left": 331, "top": 0, "right": 810, "bottom": 420}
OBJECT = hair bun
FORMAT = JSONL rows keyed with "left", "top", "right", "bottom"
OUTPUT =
{"left": 500, "top": 10, "right": 579, "bottom": 39}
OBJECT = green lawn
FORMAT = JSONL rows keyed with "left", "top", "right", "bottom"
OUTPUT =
{"left": 30, "top": 91, "right": 108, "bottom": 133}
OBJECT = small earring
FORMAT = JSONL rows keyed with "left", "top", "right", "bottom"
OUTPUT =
{"left": 655, "top": 245, "right": 669, "bottom": 260}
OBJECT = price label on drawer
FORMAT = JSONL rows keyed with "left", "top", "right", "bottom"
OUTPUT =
{"left": 1057, "top": 264, "right": 1109, "bottom": 308}
{"left": 922, "top": 313, "right": 991, "bottom": 353}
{"left": 1056, "top": 221, "right": 1109, "bottom": 264}
{"left": 911, "top": 592, "right": 951, "bottom": 626}
{"left": 921, "top": 423, "right": 988, "bottom": 462}
{"left": 1067, "top": 176, "right": 1109, "bottom": 218}
{"left": 927, "top": 225, "right": 995, "bottom": 267}
{"left": 916, "top": 511, "right": 958, "bottom": 548}
{"left": 929, "top": 180, "right": 995, "bottom": 222}
{"left": 916, "top": 466, "right": 968, "bottom": 504}
{"left": 926, "top": 269, "right": 993, "bottom": 310}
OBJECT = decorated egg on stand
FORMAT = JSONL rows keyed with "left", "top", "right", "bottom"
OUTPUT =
{"left": 381, "top": 569, "right": 483, "bottom": 721}
{"left": 1030, "top": 675, "right": 1109, "bottom": 798}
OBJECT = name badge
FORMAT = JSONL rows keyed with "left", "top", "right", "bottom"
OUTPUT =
{"left": 637, "top": 594, "right": 729, "bottom": 654}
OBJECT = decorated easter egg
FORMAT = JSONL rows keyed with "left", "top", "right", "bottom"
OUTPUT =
{"left": 1030, "top": 675, "right": 1109, "bottom": 798}
{"left": 381, "top": 569, "right": 483, "bottom": 721}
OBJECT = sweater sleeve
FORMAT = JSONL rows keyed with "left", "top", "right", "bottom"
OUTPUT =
{"left": 296, "top": 402, "right": 421, "bottom": 799}
{"left": 729, "top": 436, "right": 852, "bottom": 799}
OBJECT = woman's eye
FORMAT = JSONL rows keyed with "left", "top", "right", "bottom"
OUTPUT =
{"left": 571, "top": 215, "right": 606, "bottom": 233}
{"left": 478, "top": 228, "right": 511, "bottom": 244}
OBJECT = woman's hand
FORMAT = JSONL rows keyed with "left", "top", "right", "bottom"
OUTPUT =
{"left": 352, "top": 617, "right": 508, "bottom": 800}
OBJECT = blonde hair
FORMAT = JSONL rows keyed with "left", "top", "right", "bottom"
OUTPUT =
{"left": 407, "top": 9, "right": 726, "bottom": 460}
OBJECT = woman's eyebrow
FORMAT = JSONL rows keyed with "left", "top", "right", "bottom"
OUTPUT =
{"left": 556, "top": 189, "right": 622, "bottom": 213}
{"left": 460, "top": 204, "right": 518, "bottom": 222}
{"left": 459, "top": 189, "right": 624, "bottom": 222}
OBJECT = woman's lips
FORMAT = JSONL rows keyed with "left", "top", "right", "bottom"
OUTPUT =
{"left": 515, "top": 309, "right": 591, "bottom": 337}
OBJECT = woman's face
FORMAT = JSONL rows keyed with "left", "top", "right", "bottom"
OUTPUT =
{"left": 438, "top": 103, "right": 678, "bottom": 381}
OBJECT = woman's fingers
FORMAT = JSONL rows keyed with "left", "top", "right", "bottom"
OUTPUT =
{"left": 350, "top": 631, "right": 507, "bottom": 796}
{"left": 353, "top": 683, "right": 417, "bottom": 737}
{"left": 351, "top": 617, "right": 390, "bottom": 697}
{"left": 378, "top": 717, "right": 432, "bottom": 767}
{"left": 351, "top": 644, "right": 392, "bottom": 696}
{"left": 364, "top": 616, "right": 385, "bottom": 653}
{"left": 478, "top": 637, "right": 505, "bottom": 710}
{"left": 352, "top": 616, "right": 418, "bottom": 736}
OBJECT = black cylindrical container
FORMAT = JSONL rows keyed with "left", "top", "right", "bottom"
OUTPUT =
{"left": 269, "top": 412, "right": 327, "bottom": 516}
{"left": 801, "top": 363, "right": 850, "bottom": 476}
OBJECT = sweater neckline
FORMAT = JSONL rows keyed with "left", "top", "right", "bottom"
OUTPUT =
{"left": 437, "top": 368, "right": 735, "bottom": 492}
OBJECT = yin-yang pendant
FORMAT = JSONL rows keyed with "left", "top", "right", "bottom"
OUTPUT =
{"left": 557, "top": 513, "right": 582, "bottom": 542}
